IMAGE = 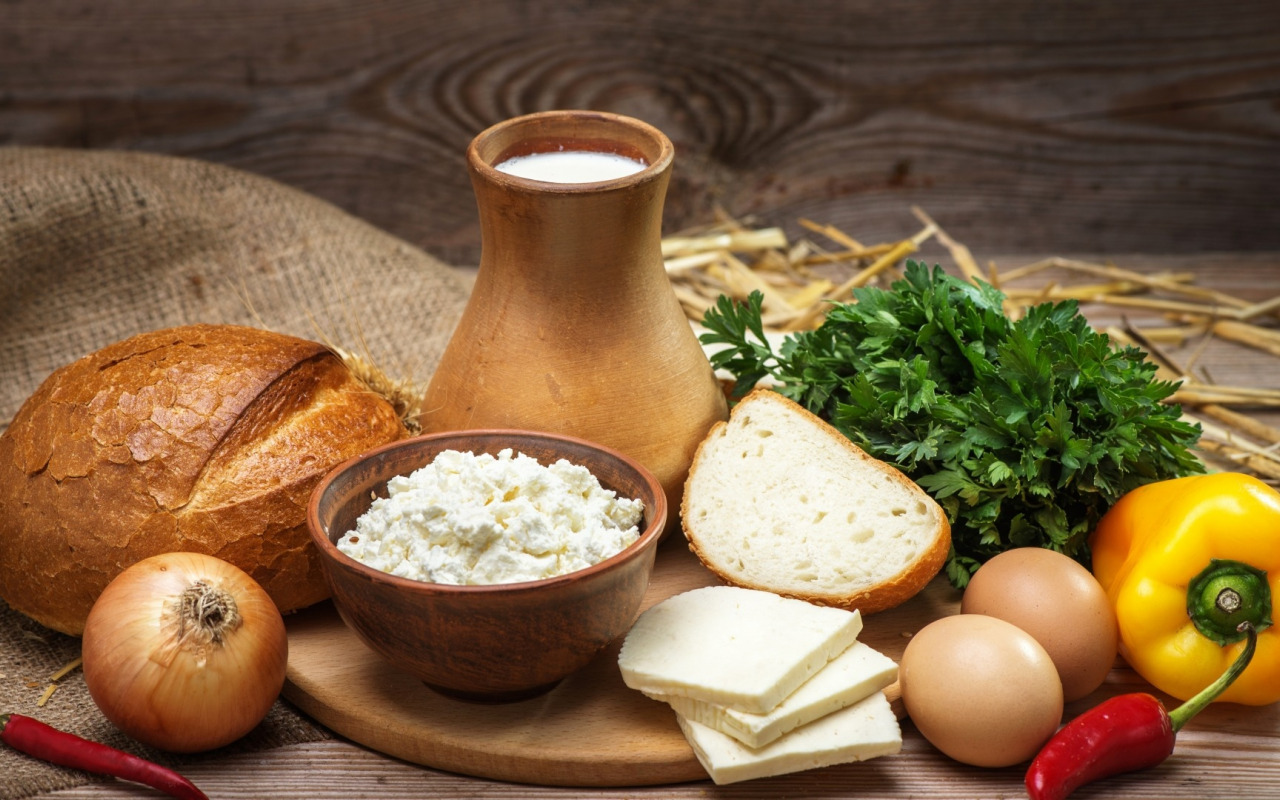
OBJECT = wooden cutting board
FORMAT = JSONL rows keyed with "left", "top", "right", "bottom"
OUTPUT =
{"left": 282, "top": 537, "right": 963, "bottom": 787}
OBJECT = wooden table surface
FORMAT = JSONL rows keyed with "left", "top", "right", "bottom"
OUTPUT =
{"left": 41, "top": 252, "right": 1280, "bottom": 800}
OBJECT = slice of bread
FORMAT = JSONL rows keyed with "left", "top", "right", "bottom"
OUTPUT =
{"left": 681, "top": 389, "right": 949, "bottom": 614}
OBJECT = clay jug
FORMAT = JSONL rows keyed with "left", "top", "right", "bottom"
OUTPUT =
{"left": 419, "top": 110, "right": 728, "bottom": 518}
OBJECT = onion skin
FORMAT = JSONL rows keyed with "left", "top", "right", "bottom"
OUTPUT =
{"left": 82, "top": 552, "right": 288, "bottom": 753}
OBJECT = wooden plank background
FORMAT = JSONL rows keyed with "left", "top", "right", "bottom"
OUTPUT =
{"left": 2, "top": 1, "right": 1279, "bottom": 265}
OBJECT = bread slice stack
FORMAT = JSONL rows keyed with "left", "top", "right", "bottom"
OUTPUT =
{"left": 682, "top": 389, "right": 950, "bottom": 615}
{"left": 619, "top": 586, "right": 901, "bottom": 785}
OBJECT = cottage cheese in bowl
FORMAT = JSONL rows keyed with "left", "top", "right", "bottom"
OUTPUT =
{"left": 336, "top": 448, "right": 644, "bottom": 585}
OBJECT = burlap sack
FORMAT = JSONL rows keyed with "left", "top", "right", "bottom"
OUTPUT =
{"left": 0, "top": 147, "right": 472, "bottom": 798}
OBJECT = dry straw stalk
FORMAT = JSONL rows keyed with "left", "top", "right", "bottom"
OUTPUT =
{"left": 662, "top": 209, "right": 1280, "bottom": 483}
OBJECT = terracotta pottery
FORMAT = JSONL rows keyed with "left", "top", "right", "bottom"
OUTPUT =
{"left": 418, "top": 110, "right": 728, "bottom": 518}
{"left": 307, "top": 429, "right": 667, "bottom": 702}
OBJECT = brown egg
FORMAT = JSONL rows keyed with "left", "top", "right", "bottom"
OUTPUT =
{"left": 962, "top": 547, "right": 1118, "bottom": 702}
{"left": 900, "top": 615, "right": 1063, "bottom": 768}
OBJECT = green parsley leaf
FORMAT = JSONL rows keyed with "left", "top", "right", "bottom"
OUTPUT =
{"left": 700, "top": 261, "right": 1203, "bottom": 586}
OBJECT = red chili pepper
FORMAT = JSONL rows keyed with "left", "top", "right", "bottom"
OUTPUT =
{"left": 1026, "top": 622, "right": 1258, "bottom": 800}
{"left": 0, "top": 713, "right": 209, "bottom": 800}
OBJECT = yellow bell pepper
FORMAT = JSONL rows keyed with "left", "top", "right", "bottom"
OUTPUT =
{"left": 1090, "top": 472, "right": 1279, "bottom": 706}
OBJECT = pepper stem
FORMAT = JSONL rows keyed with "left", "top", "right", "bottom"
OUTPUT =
{"left": 1186, "top": 559, "right": 1272, "bottom": 646}
{"left": 1168, "top": 622, "right": 1257, "bottom": 733}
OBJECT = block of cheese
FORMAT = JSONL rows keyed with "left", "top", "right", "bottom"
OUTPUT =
{"left": 618, "top": 586, "right": 862, "bottom": 714}
{"left": 677, "top": 691, "right": 902, "bottom": 785}
{"left": 648, "top": 641, "right": 898, "bottom": 748}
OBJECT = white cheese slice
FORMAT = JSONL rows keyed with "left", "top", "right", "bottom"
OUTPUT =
{"left": 676, "top": 691, "right": 902, "bottom": 785}
{"left": 648, "top": 641, "right": 898, "bottom": 748}
{"left": 618, "top": 586, "right": 862, "bottom": 714}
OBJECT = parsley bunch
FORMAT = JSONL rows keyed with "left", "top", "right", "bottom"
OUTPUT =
{"left": 701, "top": 261, "right": 1202, "bottom": 587}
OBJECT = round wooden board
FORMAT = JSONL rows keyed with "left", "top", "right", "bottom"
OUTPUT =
{"left": 282, "top": 537, "right": 963, "bottom": 787}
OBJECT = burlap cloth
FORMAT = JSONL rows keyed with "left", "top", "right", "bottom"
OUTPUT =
{"left": 0, "top": 147, "right": 473, "bottom": 798}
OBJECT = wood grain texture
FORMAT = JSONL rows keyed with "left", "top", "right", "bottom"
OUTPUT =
{"left": 42, "top": 705, "right": 1280, "bottom": 799}
{"left": 37, "top": 735, "right": 1280, "bottom": 800}
{"left": 3, "top": 1, "right": 1279, "bottom": 264}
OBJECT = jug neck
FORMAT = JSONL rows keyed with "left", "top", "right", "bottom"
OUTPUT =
{"left": 466, "top": 111, "right": 675, "bottom": 290}
{"left": 469, "top": 167, "right": 670, "bottom": 288}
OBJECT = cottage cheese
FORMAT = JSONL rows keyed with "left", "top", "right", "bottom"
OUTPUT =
{"left": 337, "top": 449, "right": 644, "bottom": 585}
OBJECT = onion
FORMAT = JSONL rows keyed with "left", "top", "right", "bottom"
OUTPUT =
{"left": 82, "top": 552, "right": 288, "bottom": 753}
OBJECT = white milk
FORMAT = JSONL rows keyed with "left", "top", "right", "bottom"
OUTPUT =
{"left": 494, "top": 150, "right": 646, "bottom": 184}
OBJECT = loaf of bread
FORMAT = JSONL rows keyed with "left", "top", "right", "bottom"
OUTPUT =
{"left": 682, "top": 389, "right": 949, "bottom": 614}
{"left": 0, "top": 324, "right": 406, "bottom": 635}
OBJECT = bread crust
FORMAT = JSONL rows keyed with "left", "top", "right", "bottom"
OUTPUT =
{"left": 681, "top": 388, "right": 950, "bottom": 615}
{"left": 0, "top": 324, "right": 405, "bottom": 635}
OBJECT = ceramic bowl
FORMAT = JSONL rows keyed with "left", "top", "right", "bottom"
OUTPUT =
{"left": 306, "top": 429, "right": 667, "bottom": 702}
